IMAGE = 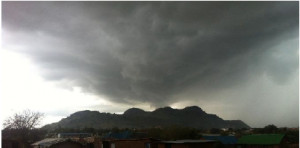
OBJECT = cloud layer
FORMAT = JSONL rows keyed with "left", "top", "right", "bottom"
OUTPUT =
{"left": 2, "top": 2, "right": 299, "bottom": 126}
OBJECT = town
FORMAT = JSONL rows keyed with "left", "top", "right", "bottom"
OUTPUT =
{"left": 2, "top": 125, "right": 299, "bottom": 148}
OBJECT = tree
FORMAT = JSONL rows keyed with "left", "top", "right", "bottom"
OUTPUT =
{"left": 3, "top": 110, "right": 44, "bottom": 130}
{"left": 2, "top": 110, "right": 45, "bottom": 143}
{"left": 210, "top": 128, "right": 221, "bottom": 134}
{"left": 262, "top": 124, "right": 278, "bottom": 133}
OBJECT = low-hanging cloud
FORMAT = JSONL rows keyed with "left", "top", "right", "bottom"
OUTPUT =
{"left": 2, "top": 2, "right": 299, "bottom": 126}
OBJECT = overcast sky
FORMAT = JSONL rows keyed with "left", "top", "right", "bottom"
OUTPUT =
{"left": 1, "top": 1, "right": 299, "bottom": 128}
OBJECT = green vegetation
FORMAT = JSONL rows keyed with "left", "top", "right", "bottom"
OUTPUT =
{"left": 144, "top": 126, "right": 201, "bottom": 140}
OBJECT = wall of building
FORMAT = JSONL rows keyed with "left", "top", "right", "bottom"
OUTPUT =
{"left": 114, "top": 141, "right": 145, "bottom": 148}
{"left": 93, "top": 138, "right": 102, "bottom": 148}
{"left": 114, "top": 139, "right": 153, "bottom": 148}
{"left": 2, "top": 139, "right": 30, "bottom": 148}
{"left": 157, "top": 142, "right": 218, "bottom": 148}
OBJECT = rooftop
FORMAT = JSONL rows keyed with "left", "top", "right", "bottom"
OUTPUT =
{"left": 159, "top": 140, "right": 217, "bottom": 144}
{"left": 32, "top": 138, "right": 84, "bottom": 147}
{"left": 32, "top": 138, "right": 65, "bottom": 147}
{"left": 202, "top": 136, "right": 237, "bottom": 144}
{"left": 237, "top": 134, "right": 285, "bottom": 145}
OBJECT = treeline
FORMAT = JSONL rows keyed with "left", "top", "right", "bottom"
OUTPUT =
{"left": 251, "top": 125, "right": 299, "bottom": 143}
{"left": 140, "top": 126, "right": 201, "bottom": 140}
{"left": 46, "top": 125, "right": 202, "bottom": 140}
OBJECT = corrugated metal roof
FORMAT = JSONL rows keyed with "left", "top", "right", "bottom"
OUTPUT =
{"left": 32, "top": 138, "right": 84, "bottom": 147}
{"left": 202, "top": 136, "right": 237, "bottom": 144}
{"left": 31, "top": 138, "right": 66, "bottom": 147}
{"left": 58, "top": 133, "right": 91, "bottom": 138}
{"left": 237, "top": 134, "right": 285, "bottom": 145}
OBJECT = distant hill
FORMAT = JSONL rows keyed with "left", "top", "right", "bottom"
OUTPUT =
{"left": 43, "top": 106, "right": 250, "bottom": 130}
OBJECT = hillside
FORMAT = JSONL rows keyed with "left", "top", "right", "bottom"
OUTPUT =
{"left": 43, "top": 106, "right": 250, "bottom": 130}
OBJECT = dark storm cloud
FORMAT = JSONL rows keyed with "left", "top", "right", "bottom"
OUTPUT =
{"left": 2, "top": 2, "right": 298, "bottom": 108}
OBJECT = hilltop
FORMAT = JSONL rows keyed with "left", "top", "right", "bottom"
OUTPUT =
{"left": 43, "top": 106, "right": 250, "bottom": 130}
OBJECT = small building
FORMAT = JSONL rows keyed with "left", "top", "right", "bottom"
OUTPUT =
{"left": 237, "top": 134, "right": 287, "bottom": 148}
{"left": 155, "top": 139, "right": 220, "bottom": 148}
{"left": 31, "top": 138, "right": 85, "bottom": 148}
{"left": 101, "top": 138, "right": 159, "bottom": 148}
{"left": 202, "top": 136, "right": 237, "bottom": 144}
{"left": 202, "top": 136, "right": 237, "bottom": 148}
{"left": 74, "top": 137, "right": 102, "bottom": 148}
{"left": 2, "top": 139, "right": 30, "bottom": 148}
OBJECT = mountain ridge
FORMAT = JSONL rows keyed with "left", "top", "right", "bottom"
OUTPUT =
{"left": 43, "top": 106, "right": 250, "bottom": 130}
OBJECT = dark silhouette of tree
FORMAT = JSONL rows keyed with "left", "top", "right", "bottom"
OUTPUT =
{"left": 262, "top": 124, "right": 278, "bottom": 133}
{"left": 2, "top": 110, "right": 45, "bottom": 143}
{"left": 285, "top": 130, "right": 299, "bottom": 143}
{"left": 210, "top": 128, "right": 221, "bottom": 134}
{"left": 146, "top": 126, "right": 201, "bottom": 140}
{"left": 3, "top": 110, "right": 44, "bottom": 130}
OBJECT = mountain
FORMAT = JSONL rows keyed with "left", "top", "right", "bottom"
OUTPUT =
{"left": 43, "top": 106, "right": 250, "bottom": 130}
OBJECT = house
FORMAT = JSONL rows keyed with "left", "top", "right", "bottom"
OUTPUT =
{"left": 155, "top": 139, "right": 220, "bottom": 148}
{"left": 73, "top": 137, "right": 102, "bottom": 148}
{"left": 237, "top": 134, "right": 287, "bottom": 148}
{"left": 101, "top": 138, "right": 159, "bottom": 148}
{"left": 2, "top": 139, "right": 30, "bottom": 148}
{"left": 31, "top": 138, "right": 85, "bottom": 148}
